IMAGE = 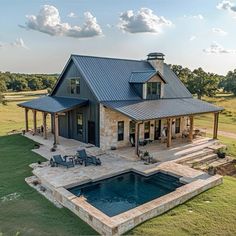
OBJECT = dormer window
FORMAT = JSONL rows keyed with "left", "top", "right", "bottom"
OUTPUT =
{"left": 70, "top": 78, "right": 80, "bottom": 94}
{"left": 146, "top": 82, "right": 161, "bottom": 99}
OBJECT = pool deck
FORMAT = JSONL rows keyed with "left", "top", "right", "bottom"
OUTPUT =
{"left": 25, "top": 133, "right": 223, "bottom": 235}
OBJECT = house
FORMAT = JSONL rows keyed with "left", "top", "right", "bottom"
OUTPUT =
{"left": 18, "top": 52, "right": 223, "bottom": 153}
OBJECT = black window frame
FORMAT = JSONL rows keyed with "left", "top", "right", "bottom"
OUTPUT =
{"left": 144, "top": 121, "right": 150, "bottom": 139}
{"left": 175, "top": 118, "right": 181, "bottom": 134}
{"left": 77, "top": 113, "right": 83, "bottom": 135}
{"left": 146, "top": 82, "right": 161, "bottom": 99}
{"left": 117, "top": 121, "right": 124, "bottom": 141}
{"left": 70, "top": 78, "right": 80, "bottom": 94}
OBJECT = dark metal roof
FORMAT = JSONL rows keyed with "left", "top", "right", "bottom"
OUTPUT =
{"left": 18, "top": 96, "right": 88, "bottom": 113}
{"left": 102, "top": 98, "right": 223, "bottom": 121}
{"left": 71, "top": 55, "right": 192, "bottom": 101}
{"left": 129, "top": 70, "right": 167, "bottom": 84}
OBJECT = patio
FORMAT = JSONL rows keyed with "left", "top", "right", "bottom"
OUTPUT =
{"left": 24, "top": 132, "right": 223, "bottom": 235}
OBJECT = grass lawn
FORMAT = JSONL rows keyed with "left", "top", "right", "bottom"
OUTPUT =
{"left": 195, "top": 93, "right": 236, "bottom": 135}
{"left": 0, "top": 134, "right": 236, "bottom": 235}
{"left": 0, "top": 134, "right": 97, "bottom": 236}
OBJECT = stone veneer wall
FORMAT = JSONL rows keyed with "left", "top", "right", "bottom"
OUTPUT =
{"left": 100, "top": 105, "right": 131, "bottom": 150}
{"left": 100, "top": 104, "right": 189, "bottom": 150}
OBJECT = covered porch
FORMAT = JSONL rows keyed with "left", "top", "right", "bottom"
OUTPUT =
{"left": 18, "top": 96, "right": 88, "bottom": 145}
{"left": 102, "top": 98, "right": 223, "bottom": 155}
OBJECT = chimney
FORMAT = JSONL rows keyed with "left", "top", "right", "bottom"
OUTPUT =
{"left": 147, "top": 52, "right": 165, "bottom": 75}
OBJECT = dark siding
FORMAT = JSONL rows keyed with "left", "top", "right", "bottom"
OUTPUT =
{"left": 132, "top": 83, "right": 143, "bottom": 98}
{"left": 54, "top": 60, "right": 100, "bottom": 146}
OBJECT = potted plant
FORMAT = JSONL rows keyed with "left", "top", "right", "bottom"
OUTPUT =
{"left": 208, "top": 166, "right": 216, "bottom": 175}
{"left": 217, "top": 148, "right": 226, "bottom": 159}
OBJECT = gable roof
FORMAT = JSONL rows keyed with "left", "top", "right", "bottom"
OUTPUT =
{"left": 129, "top": 70, "right": 167, "bottom": 84}
{"left": 52, "top": 54, "right": 192, "bottom": 102}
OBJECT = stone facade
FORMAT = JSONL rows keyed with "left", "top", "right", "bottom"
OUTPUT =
{"left": 100, "top": 104, "right": 189, "bottom": 150}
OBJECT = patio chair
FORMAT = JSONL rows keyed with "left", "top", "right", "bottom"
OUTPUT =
{"left": 77, "top": 149, "right": 101, "bottom": 166}
{"left": 51, "top": 155, "right": 75, "bottom": 168}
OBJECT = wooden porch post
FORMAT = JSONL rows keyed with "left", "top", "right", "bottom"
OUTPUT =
{"left": 189, "top": 116, "right": 194, "bottom": 142}
{"left": 33, "top": 110, "right": 37, "bottom": 134}
{"left": 213, "top": 112, "right": 219, "bottom": 139}
{"left": 24, "top": 108, "right": 29, "bottom": 132}
{"left": 135, "top": 122, "right": 140, "bottom": 155}
{"left": 167, "top": 118, "right": 172, "bottom": 148}
{"left": 43, "top": 112, "right": 47, "bottom": 139}
{"left": 53, "top": 113, "right": 59, "bottom": 145}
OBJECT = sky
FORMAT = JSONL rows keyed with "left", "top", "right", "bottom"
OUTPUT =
{"left": 0, "top": 0, "right": 236, "bottom": 75}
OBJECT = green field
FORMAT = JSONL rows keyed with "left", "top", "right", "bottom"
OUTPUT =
{"left": 0, "top": 134, "right": 236, "bottom": 235}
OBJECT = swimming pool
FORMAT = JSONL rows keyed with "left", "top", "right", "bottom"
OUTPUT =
{"left": 68, "top": 171, "right": 184, "bottom": 217}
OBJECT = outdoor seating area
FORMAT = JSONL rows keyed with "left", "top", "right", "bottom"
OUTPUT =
{"left": 50, "top": 149, "right": 102, "bottom": 168}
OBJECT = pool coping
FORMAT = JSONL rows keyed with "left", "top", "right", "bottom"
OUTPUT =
{"left": 51, "top": 168, "right": 223, "bottom": 235}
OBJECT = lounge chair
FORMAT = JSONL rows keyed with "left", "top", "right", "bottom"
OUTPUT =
{"left": 77, "top": 149, "right": 101, "bottom": 166}
{"left": 51, "top": 155, "right": 74, "bottom": 168}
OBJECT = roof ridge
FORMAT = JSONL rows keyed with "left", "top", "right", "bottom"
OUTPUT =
{"left": 131, "top": 70, "right": 156, "bottom": 73}
{"left": 71, "top": 54, "right": 146, "bottom": 63}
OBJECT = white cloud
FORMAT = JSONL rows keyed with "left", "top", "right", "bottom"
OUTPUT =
{"left": 217, "top": 0, "right": 234, "bottom": 10}
{"left": 189, "top": 35, "right": 197, "bottom": 41}
{"left": 203, "top": 41, "right": 236, "bottom": 54}
{"left": 212, "top": 27, "right": 227, "bottom": 35}
{"left": 184, "top": 14, "right": 204, "bottom": 20}
{"left": 21, "top": 5, "right": 102, "bottom": 38}
{"left": 67, "top": 12, "right": 77, "bottom": 18}
{"left": 119, "top": 8, "right": 172, "bottom": 34}
{"left": 11, "top": 38, "right": 28, "bottom": 49}
{"left": 0, "top": 38, "right": 28, "bottom": 49}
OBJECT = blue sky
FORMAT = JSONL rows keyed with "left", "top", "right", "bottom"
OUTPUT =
{"left": 0, "top": 0, "right": 236, "bottom": 74}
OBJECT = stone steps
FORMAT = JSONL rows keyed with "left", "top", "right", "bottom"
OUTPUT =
{"left": 198, "top": 157, "right": 232, "bottom": 170}
{"left": 185, "top": 153, "right": 218, "bottom": 166}
{"left": 178, "top": 149, "right": 214, "bottom": 164}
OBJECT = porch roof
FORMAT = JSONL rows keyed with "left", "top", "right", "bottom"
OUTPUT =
{"left": 102, "top": 98, "right": 223, "bottom": 121}
{"left": 18, "top": 96, "right": 88, "bottom": 114}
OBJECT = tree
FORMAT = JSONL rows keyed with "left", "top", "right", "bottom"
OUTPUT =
{"left": 169, "top": 64, "right": 192, "bottom": 86}
{"left": 187, "top": 68, "right": 219, "bottom": 99}
{"left": 223, "top": 69, "right": 236, "bottom": 95}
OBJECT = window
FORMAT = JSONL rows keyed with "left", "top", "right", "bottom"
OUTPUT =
{"left": 144, "top": 121, "right": 150, "bottom": 139}
{"left": 77, "top": 113, "right": 83, "bottom": 135}
{"left": 175, "top": 118, "right": 181, "bottom": 134}
{"left": 146, "top": 82, "right": 161, "bottom": 99}
{"left": 118, "top": 121, "right": 124, "bottom": 141}
{"left": 71, "top": 78, "right": 80, "bottom": 94}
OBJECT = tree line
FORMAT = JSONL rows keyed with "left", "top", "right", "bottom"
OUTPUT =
{"left": 0, "top": 71, "right": 58, "bottom": 93}
{"left": 169, "top": 65, "right": 236, "bottom": 99}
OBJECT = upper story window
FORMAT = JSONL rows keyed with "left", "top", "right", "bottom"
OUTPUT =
{"left": 70, "top": 78, "right": 80, "bottom": 94}
{"left": 146, "top": 82, "right": 161, "bottom": 99}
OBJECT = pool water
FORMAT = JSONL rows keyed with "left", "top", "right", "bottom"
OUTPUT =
{"left": 68, "top": 171, "right": 184, "bottom": 217}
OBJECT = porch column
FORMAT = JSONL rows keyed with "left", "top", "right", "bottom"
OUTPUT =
{"left": 213, "top": 112, "right": 219, "bottom": 139}
{"left": 188, "top": 116, "right": 194, "bottom": 142}
{"left": 33, "top": 110, "right": 37, "bottom": 134}
{"left": 53, "top": 113, "right": 59, "bottom": 145}
{"left": 135, "top": 122, "right": 140, "bottom": 155}
{"left": 42, "top": 112, "right": 47, "bottom": 139}
{"left": 24, "top": 108, "right": 29, "bottom": 132}
{"left": 167, "top": 118, "right": 172, "bottom": 148}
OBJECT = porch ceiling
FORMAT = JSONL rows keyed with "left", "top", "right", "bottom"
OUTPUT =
{"left": 102, "top": 98, "right": 224, "bottom": 121}
{"left": 18, "top": 96, "right": 88, "bottom": 114}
